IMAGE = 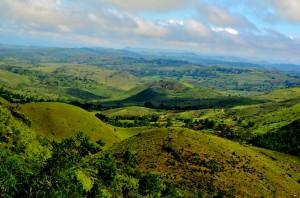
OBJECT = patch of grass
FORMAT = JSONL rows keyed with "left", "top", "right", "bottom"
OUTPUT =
{"left": 260, "top": 87, "right": 300, "bottom": 102}
{"left": 100, "top": 106, "right": 160, "bottom": 117}
{"left": 0, "top": 69, "right": 31, "bottom": 87}
{"left": 0, "top": 97, "right": 8, "bottom": 105}
{"left": 19, "top": 102, "right": 119, "bottom": 146}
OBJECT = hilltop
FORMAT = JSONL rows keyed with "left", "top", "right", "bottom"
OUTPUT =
{"left": 19, "top": 102, "right": 119, "bottom": 146}
{"left": 111, "top": 128, "right": 300, "bottom": 197}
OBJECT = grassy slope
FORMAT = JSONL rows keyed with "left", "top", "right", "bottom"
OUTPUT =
{"left": 0, "top": 69, "right": 31, "bottom": 87}
{"left": 169, "top": 87, "right": 300, "bottom": 135}
{"left": 259, "top": 87, "right": 300, "bottom": 102}
{"left": 252, "top": 119, "right": 300, "bottom": 155}
{"left": 19, "top": 102, "right": 119, "bottom": 146}
{"left": 0, "top": 104, "right": 50, "bottom": 161}
{"left": 54, "top": 65, "right": 141, "bottom": 91}
{"left": 123, "top": 80, "right": 224, "bottom": 104}
{"left": 101, "top": 106, "right": 159, "bottom": 117}
{"left": 0, "top": 63, "right": 143, "bottom": 101}
{"left": 0, "top": 97, "right": 8, "bottom": 105}
{"left": 114, "top": 127, "right": 153, "bottom": 140}
{"left": 228, "top": 88, "right": 300, "bottom": 134}
{"left": 111, "top": 128, "right": 300, "bottom": 196}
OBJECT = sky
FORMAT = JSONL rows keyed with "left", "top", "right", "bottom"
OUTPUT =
{"left": 0, "top": 0, "right": 300, "bottom": 63}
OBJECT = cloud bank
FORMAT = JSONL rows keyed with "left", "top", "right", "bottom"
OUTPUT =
{"left": 0, "top": 0, "right": 299, "bottom": 63}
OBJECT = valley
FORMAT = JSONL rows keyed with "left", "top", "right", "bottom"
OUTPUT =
{"left": 0, "top": 46, "right": 300, "bottom": 197}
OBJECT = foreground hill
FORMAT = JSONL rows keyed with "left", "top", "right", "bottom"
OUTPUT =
{"left": 111, "top": 128, "right": 300, "bottom": 197}
{"left": 19, "top": 102, "right": 119, "bottom": 146}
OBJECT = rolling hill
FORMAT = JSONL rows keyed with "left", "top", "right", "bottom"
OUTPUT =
{"left": 259, "top": 87, "right": 300, "bottom": 102}
{"left": 111, "top": 128, "right": 300, "bottom": 197}
{"left": 121, "top": 80, "right": 219, "bottom": 104}
{"left": 117, "top": 80, "right": 265, "bottom": 109}
{"left": 19, "top": 102, "right": 119, "bottom": 146}
{"left": 126, "top": 80, "right": 223, "bottom": 101}
{"left": 0, "top": 69, "right": 31, "bottom": 87}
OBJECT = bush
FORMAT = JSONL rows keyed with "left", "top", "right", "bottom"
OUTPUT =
{"left": 123, "top": 150, "right": 138, "bottom": 168}
{"left": 112, "top": 174, "right": 139, "bottom": 197}
{"left": 138, "top": 173, "right": 163, "bottom": 196}
{"left": 97, "top": 154, "right": 117, "bottom": 185}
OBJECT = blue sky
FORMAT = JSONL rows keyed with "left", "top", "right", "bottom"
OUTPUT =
{"left": 0, "top": 0, "right": 300, "bottom": 63}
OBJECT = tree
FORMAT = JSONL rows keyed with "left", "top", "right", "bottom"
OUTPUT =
{"left": 97, "top": 154, "right": 117, "bottom": 185}
{"left": 144, "top": 101, "right": 154, "bottom": 108}
{"left": 138, "top": 173, "right": 163, "bottom": 196}
{"left": 95, "top": 113, "right": 109, "bottom": 122}
{"left": 123, "top": 150, "right": 138, "bottom": 168}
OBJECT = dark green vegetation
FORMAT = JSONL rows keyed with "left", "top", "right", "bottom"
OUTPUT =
{"left": 251, "top": 119, "right": 300, "bottom": 156}
{"left": 1, "top": 45, "right": 300, "bottom": 197}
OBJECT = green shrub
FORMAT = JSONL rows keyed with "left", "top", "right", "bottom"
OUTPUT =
{"left": 138, "top": 173, "right": 164, "bottom": 196}
{"left": 97, "top": 154, "right": 117, "bottom": 185}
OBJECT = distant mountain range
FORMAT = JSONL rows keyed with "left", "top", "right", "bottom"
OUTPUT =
{"left": 1, "top": 44, "right": 300, "bottom": 73}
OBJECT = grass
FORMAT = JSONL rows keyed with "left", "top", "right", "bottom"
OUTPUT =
{"left": 1, "top": 46, "right": 300, "bottom": 196}
{"left": 259, "top": 87, "right": 300, "bottom": 102}
{"left": 0, "top": 97, "right": 8, "bottom": 105}
{"left": 54, "top": 65, "right": 142, "bottom": 91}
{"left": 0, "top": 104, "right": 51, "bottom": 162}
{"left": 100, "top": 106, "right": 160, "bottom": 117}
{"left": 167, "top": 87, "right": 300, "bottom": 135}
{"left": 122, "top": 80, "right": 224, "bottom": 104}
{"left": 111, "top": 128, "right": 300, "bottom": 196}
{"left": 19, "top": 102, "right": 119, "bottom": 146}
{"left": 0, "top": 69, "right": 31, "bottom": 87}
{"left": 114, "top": 127, "right": 153, "bottom": 140}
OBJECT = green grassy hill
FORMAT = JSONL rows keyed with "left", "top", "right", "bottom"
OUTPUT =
{"left": 0, "top": 69, "right": 31, "bottom": 87}
{"left": 0, "top": 103, "right": 50, "bottom": 162}
{"left": 53, "top": 65, "right": 142, "bottom": 91}
{"left": 117, "top": 80, "right": 262, "bottom": 108}
{"left": 19, "top": 102, "right": 119, "bottom": 146}
{"left": 167, "top": 87, "right": 300, "bottom": 135}
{"left": 111, "top": 128, "right": 300, "bottom": 197}
{"left": 124, "top": 80, "right": 223, "bottom": 103}
{"left": 259, "top": 87, "right": 300, "bottom": 102}
{"left": 101, "top": 106, "right": 159, "bottom": 117}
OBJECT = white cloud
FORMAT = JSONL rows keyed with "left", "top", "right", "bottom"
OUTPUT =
{"left": 165, "top": 19, "right": 184, "bottom": 26}
{"left": 198, "top": 3, "right": 257, "bottom": 30}
{"left": 58, "top": 24, "right": 71, "bottom": 33}
{"left": 100, "top": 0, "right": 192, "bottom": 12}
{"left": 161, "top": 19, "right": 211, "bottom": 38}
{"left": 270, "top": 0, "right": 300, "bottom": 22}
{"left": 0, "top": 0, "right": 70, "bottom": 31}
{"left": 185, "top": 20, "right": 211, "bottom": 37}
{"left": 134, "top": 18, "right": 168, "bottom": 37}
{"left": 88, "top": 13, "right": 98, "bottom": 22}
{"left": 0, "top": 0, "right": 299, "bottom": 63}
{"left": 212, "top": 27, "right": 239, "bottom": 35}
